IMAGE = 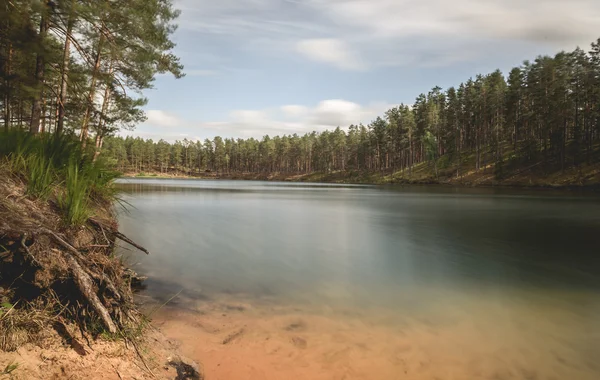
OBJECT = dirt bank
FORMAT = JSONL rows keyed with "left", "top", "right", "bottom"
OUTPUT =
{"left": 0, "top": 167, "right": 201, "bottom": 379}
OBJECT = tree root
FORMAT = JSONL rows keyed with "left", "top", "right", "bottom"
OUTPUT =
{"left": 1, "top": 216, "right": 151, "bottom": 344}
{"left": 35, "top": 228, "right": 118, "bottom": 334}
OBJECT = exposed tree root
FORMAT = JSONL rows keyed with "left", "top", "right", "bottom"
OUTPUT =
{"left": 0, "top": 173, "right": 150, "bottom": 350}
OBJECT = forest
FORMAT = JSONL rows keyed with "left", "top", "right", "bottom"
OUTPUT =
{"left": 1, "top": 2, "right": 599, "bottom": 183}
{"left": 1, "top": 0, "right": 183, "bottom": 152}
{"left": 103, "top": 39, "right": 600, "bottom": 181}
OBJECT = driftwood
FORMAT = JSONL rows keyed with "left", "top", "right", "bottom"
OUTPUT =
{"left": 88, "top": 218, "right": 150, "bottom": 255}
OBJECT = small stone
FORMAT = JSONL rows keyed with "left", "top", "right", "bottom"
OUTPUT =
{"left": 291, "top": 336, "right": 307, "bottom": 349}
{"left": 167, "top": 355, "right": 203, "bottom": 380}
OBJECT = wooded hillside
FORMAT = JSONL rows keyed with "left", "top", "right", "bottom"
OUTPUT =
{"left": 105, "top": 39, "right": 600, "bottom": 183}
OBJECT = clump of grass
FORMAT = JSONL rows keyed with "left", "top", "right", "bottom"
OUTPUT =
{"left": 0, "top": 130, "right": 121, "bottom": 226}
{"left": 25, "top": 153, "right": 56, "bottom": 199}
{"left": 58, "top": 159, "right": 92, "bottom": 226}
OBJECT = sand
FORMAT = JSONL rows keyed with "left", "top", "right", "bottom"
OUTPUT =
{"left": 150, "top": 293, "right": 599, "bottom": 380}
{"left": 0, "top": 327, "right": 198, "bottom": 380}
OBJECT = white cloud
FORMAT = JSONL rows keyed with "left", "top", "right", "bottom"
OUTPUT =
{"left": 135, "top": 99, "right": 394, "bottom": 142}
{"left": 280, "top": 105, "right": 308, "bottom": 118}
{"left": 146, "top": 110, "right": 182, "bottom": 128}
{"left": 312, "top": 99, "right": 362, "bottom": 126}
{"left": 296, "top": 39, "right": 364, "bottom": 70}
{"left": 311, "top": 0, "right": 600, "bottom": 45}
{"left": 173, "top": 0, "right": 600, "bottom": 70}
{"left": 230, "top": 110, "right": 272, "bottom": 124}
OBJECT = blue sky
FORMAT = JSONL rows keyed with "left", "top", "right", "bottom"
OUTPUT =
{"left": 129, "top": 0, "right": 600, "bottom": 142}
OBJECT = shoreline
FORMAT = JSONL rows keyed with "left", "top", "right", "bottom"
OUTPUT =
{"left": 0, "top": 166, "right": 201, "bottom": 380}
{"left": 119, "top": 171, "right": 600, "bottom": 192}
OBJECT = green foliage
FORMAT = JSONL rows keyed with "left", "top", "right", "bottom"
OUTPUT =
{"left": 0, "top": 302, "right": 14, "bottom": 320}
{"left": 0, "top": 130, "right": 120, "bottom": 226}
{"left": 58, "top": 159, "right": 91, "bottom": 226}
{"left": 24, "top": 153, "right": 55, "bottom": 199}
{"left": 102, "top": 37, "right": 600, "bottom": 182}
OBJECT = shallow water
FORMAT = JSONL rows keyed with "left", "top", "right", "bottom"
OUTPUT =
{"left": 116, "top": 179, "right": 600, "bottom": 379}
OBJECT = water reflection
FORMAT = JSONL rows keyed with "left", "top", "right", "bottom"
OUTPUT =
{"left": 116, "top": 179, "right": 600, "bottom": 379}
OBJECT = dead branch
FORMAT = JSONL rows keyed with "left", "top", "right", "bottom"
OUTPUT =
{"left": 88, "top": 219, "right": 150, "bottom": 255}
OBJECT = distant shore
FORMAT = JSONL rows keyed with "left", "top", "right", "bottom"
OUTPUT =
{"left": 120, "top": 162, "right": 600, "bottom": 191}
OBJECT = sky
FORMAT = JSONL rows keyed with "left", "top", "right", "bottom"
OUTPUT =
{"left": 127, "top": 0, "right": 600, "bottom": 142}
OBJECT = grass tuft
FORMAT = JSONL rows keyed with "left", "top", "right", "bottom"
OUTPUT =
{"left": 58, "top": 159, "right": 91, "bottom": 226}
{"left": 0, "top": 130, "right": 121, "bottom": 226}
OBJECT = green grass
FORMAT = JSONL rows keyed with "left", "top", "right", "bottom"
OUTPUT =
{"left": 0, "top": 130, "right": 121, "bottom": 226}
{"left": 58, "top": 160, "right": 91, "bottom": 226}
{"left": 1, "top": 362, "right": 19, "bottom": 375}
{"left": 25, "top": 153, "right": 56, "bottom": 199}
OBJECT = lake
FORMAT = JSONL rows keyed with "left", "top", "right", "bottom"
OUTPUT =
{"left": 115, "top": 178, "right": 600, "bottom": 380}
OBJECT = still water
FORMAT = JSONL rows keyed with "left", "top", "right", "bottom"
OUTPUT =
{"left": 116, "top": 179, "right": 600, "bottom": 380}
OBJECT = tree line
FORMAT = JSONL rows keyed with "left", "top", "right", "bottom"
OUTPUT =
{"left": 104, "top": 38, "right": 600, "bottom": 178}
{"left": 1, "top": 0, "right": 183, "bottom": 158}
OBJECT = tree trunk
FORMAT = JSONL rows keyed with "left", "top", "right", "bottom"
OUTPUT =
{"left": 93, "top": 133, "right": 104, "bottom": 162}
{"left": 30, "top": 1, "right": 50, "bottom": 134}
{"left": 3, "top": 43, "right": 12, "bottom": 131}
{"left": 81, "top": 33, "right": 105, "bottom": 148}
{"left": 40, "top": 95, "right": 47, "bottom": 133}
{"left": 57, "top": 2, "right": 75, "bottom": 135}
{"left": 92, "top": 61, "right": 113, "bottom": 162}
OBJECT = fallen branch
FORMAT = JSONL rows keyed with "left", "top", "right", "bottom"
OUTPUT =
{"left": 113, "top": 231, "right": 150, "bottom": 255}
{"left": 37, "top": 227, "right": 84, "bottom": 259}
{"left": 88, "top": 219, "right": 150, "bottom": 255}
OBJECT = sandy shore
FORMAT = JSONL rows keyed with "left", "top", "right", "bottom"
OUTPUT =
{"left": 148, "top": 293, "right": 599, "bottom": 380}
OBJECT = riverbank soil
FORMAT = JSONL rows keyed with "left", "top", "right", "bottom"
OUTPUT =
{"left": 0, "top": 167, "right": 201, "bottom": 379}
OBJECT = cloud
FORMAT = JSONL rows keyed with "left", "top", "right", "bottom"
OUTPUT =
{"left": 312, "top": 100, "right": 362, "bottom": 126}
{"left": 134, "top": 99, "right": 394, "bottom": 142}
{"left": 311, "top": 0, "right": 600, "bottom": 45}
{"left": 281, "top": 105, "right": 308, "bottom": 118}
{"left": 296, "top": 39, "right": 364, "bottom": 70}
{"left": 146, "top": 110, "right": 182, "bottom": 128}
{"left": 172, "top": 0, "right": 600, "bottom": 70}
{"left": 230, "top": 110, "right": 270, "bottom": 124}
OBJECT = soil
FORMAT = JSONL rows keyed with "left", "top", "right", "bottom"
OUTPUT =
{"left": 0, "top": 166, "right": 201, "bottom": 380}
{"left": 0, "top": 327, "right": 197, "bottom": 380}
